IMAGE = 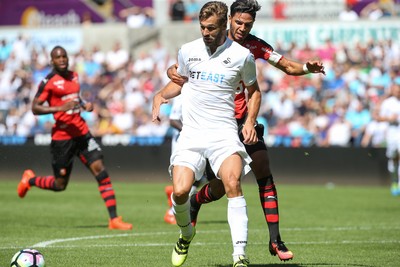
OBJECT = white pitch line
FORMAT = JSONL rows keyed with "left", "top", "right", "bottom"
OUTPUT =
{"left": 32, "top": 231, "right": 175, "bottom": 248}
{"left": 29, "top": 240, "right": 400, "bottom": 249}
{"left": 30, "top": 226, "right": 400, "bottom": 248}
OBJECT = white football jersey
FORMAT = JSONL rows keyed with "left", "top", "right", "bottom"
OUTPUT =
{"left": 177, "top": 37, "right": 257, "bottom": 132}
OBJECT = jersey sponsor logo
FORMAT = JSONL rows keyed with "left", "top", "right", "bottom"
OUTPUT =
{"left": 189, "top": 70, "right": 225, "bottom": 84}
{"left": 53, "top": 79, "right": 65, "bottom": 90}
{"left": 189, "top": 57, "right": 202, "bottom": 62}
{"left": 61, "top": 93, "right": 79, "bottom": 101}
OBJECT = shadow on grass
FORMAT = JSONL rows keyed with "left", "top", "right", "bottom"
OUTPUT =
{"left": 214, "top": 264, "right": 374, "bottom": 267}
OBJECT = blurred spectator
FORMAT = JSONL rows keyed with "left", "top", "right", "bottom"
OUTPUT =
{"left": 82, "top": 11, "right": 93, "bottom": 25}
{"left": 326, "top": 113, "right": 352, "bottom": 147}
{"left": 105, "top": 41, "right": 129, "bottom": 73}
{"left": 170, "top": 0, "right": 186, "bottom": 21}
{"left": 119, "top": 5, "right": 154, "bottom": 28}
{"left": 185, "top": 0, "right": 200, "bottom": 21}
{"left": 91, "top": 45, "right": 106, "bottom": 65}
{"left": 345, "top": 100, "right": 371, "bottom": 146}
{"left": 0, "top": 32, "right": 400, "bottom": 149}
{"left": 0, "top": 39, "right": 12, "bottom": 62}
{"left": 273, "top": 0, "right": 287, "bottom": 20}
{"left": 339, "top": 4, "right": 359, "bottom": 21}
{"left": 360, "top": 0, "right": 397, "bottom": 20}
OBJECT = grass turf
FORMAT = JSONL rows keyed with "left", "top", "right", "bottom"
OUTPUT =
{"left": 0, "top": 180, "right": 399, "bottom": 266}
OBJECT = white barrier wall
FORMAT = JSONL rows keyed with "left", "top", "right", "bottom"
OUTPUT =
{"left": 0, "top": 19, "right": 398, "bottom": 57}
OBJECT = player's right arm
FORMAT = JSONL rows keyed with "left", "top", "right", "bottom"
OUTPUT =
{"left": 167, "top": 63, "right": 187, "bottom": 86}
{"left": 152, "top": 81, "right": 182, "bottom": 122}
{"left": 32, "top": 97, "right": 77, "bottom": 115}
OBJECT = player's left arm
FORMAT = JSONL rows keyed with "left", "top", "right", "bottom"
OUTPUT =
{"left": 152, "top": 81, "right": 182, "bottom": 122}
{"left": 275, "top": 57, "right": 325, "bottom": 76}
{"left": 242, "top": 81, "right": 261, "bottom": 145}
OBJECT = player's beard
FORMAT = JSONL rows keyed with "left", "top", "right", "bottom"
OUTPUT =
{"left": 204, "top": 30, "right": 226, "bottom": 52}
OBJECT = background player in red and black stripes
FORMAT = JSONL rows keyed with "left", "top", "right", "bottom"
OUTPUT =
{"left": 17, "top": 46, "right": 132, "bottom": 230}
{"left": 167, "top": 0, "right": 325, "bottom": 262}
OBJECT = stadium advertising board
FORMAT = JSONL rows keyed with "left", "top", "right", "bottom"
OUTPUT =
{"left": 0, "top": 28, "right": 83, "bottom": 55}
{"left": 0, "top": 0, "right": 152, "bottom": 26}
{"left": 252, "top": 20, "right": 400, "bottom": 49}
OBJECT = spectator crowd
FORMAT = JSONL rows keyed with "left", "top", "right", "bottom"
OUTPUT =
{"left": 0, "top": 34, "right": 399, "bottom": 148}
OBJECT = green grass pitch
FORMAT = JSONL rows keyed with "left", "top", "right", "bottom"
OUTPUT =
{"left": 1, "top": 180, "right": 399, "bottom": 266}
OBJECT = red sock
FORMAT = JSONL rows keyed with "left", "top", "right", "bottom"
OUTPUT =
{"left": 98, "top": 177, "right": 117, "bottom": 218}
{"left": 33, "top": 176, "right": 57, "bottom": 190}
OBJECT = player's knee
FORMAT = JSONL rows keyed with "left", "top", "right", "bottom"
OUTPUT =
{"left": 95, "top": 170, "right": 109, "bottom": 183}
{"left": 54, "top": 179, "right": 67, "bottom": 191}
{"left": 172, "top": 187, "right": 188, "bottom": 199}
{"left": 223, "top": 178, "right": 241, "bottom": 197}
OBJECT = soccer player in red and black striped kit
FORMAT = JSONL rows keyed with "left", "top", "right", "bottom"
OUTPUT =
{"left": 17, "top": 46, "right": 132, "bottom": 230}
{"left": 167, "top": 0, "right": 325, "bottom": 262}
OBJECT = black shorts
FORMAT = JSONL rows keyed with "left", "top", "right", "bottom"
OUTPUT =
{"left": 237, "top": 117, "right": 267, "bottom": 156}
{"left": 51, "top": 133, "right": 103, "bottom": 176}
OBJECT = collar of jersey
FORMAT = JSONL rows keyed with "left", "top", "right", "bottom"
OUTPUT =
{"left": 207, "top": 37, "right": 233, "bottom": 57}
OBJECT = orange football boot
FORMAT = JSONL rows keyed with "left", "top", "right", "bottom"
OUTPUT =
{"left": 109, "top": 216, "right": 133, "bottom": 230}
{"left": 17, "top": 169, "right": 35, "bottom": 198}
{"left": 269, "top": 240, "right": 294, "bottom": 261}
{"left": 164, "top": 208, "right": 176, "bottom": 225}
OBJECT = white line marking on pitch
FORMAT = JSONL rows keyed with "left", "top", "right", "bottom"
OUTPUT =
{"left": 29, "top": 226, "right": 400, "bottom": 248}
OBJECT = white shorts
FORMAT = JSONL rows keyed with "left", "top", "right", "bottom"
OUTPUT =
{"left": 386, "top": 128, "right": 400, "bottom": 158}
{"left": 169, "top": 129, "right": 252, "bottom": 181}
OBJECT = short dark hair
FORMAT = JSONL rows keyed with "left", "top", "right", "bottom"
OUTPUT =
{"left": 199, "top": 1, "right": 228, "bottom": 27}
{"left": 230, "top": 0, "right": 261, "bottom": 20}
{"left": 50, "top": 46, "right": 67, "bottom": 58}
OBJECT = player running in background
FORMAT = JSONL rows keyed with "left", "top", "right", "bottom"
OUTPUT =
{"left": 378, "top": 79, "right": 400, "bottom": 196}
{"left": 17, "top": 46, "right": 132, "bottom": 230}
{"left": 153, "top": 1, "right": 261, "bottom": 266}
{"left": 167, "top": 0, "right": 325, "bottom": 262}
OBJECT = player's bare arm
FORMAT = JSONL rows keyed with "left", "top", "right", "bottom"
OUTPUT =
{"left": 276, "top": 57, "right": 325, "bottom": 76}
{"left": 167, "top": 63, "right": 187, "bottom": 86}
{"left": 242, "top": 82, "right": 261, "bottom": 145}
{"left": 152, "top": 81, "right": 182, "bottom": 122}
{"left": 32, "top": 98, "right": 78, "bottom": 115}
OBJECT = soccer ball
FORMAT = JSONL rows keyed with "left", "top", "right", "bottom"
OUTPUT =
{"left": 10, "top": 249, "right": 45, "bottom": 267}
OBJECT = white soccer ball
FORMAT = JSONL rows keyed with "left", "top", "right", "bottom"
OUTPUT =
{"left": 10, "top": 249, "right": 45, "bottom": 267}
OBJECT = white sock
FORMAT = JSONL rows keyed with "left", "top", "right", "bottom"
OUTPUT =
{"left": 172, "top": 194, "right": 193, "bottom": 239}
{"left": 228, "top": 196, "right": 248, "bottom": 259}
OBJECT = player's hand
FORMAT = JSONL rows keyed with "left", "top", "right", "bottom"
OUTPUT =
{"left": 167, "top": 63, "right": 188, "bottom": 86}
{"left": 82, "top": 102, "right": 94, "bottom": 112}
{"left": 241, "top": 122, "right": 258, "bottom": 145}
{"left": 152, "top": 93, "right": 169, "bottom": 122}
{"left": 306, "top": 61, "right": 325, "bottom": 75}
{"left": 60, "top": 101, "right": 79, "bottom": 112}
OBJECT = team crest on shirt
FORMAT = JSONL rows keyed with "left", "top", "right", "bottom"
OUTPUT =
{"left": 53, "top": 79, "right": 65, "bottom": 90}
{"left": 222, "top": 57, "right": 231, "bottom": 65}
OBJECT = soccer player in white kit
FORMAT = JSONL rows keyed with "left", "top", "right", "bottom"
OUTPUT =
{"left": 152, "top": 2, "right": 261, "bottom": 266}
{"left": 164, "top": 95, "right": 215, "bottom": 225}
{"left": 379, "top": 80, "right": 400, "bottom": 196}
